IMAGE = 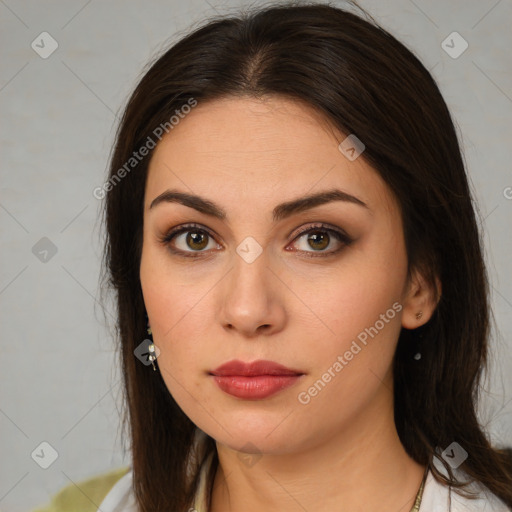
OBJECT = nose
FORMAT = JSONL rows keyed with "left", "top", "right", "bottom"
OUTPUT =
{"left": 218, "top": 249, "right": 287, "bottom": 339}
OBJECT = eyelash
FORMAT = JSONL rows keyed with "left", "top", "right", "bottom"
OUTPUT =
{"left": 158, "top": 222, "right": 353, "bottom": 259}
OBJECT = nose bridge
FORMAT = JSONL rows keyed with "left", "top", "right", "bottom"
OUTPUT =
{"left": 219, "top": 240, "right": 285, "bottom": 335}
{"left": 230, "top": 242, "right": 272, "bottom": 310}
{"left": 233, "top": 241, "right": 269, "bottom": 292}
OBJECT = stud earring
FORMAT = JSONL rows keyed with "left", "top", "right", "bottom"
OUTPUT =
{"left": 415, "top": 311, "right": 423, "bottom": 320}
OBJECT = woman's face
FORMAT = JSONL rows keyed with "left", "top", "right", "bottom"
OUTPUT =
{"left": 140, "top": 95, "right": 416, "bottom": 455}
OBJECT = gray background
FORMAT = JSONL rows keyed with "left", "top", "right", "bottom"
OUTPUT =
{"left": 1, "top": 0, "right": 511, "bottom": 510}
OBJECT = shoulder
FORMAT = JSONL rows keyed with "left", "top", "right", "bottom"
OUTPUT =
{"left": 32, "top": 466, "right": 131, "bottom": 512}
{"left": 420, "top": 466, "right": 511, "bottom": 512}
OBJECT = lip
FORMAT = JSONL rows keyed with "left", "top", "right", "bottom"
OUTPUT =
{"left": 211, "top": 359, "right": 304, "bottom": 377}
{"left": 209, "top": 359, "right": 305, "bottom": 400}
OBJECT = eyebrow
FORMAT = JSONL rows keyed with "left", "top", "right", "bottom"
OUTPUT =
{"left": 149, "top": 188, "right": 369, "bottom": 222}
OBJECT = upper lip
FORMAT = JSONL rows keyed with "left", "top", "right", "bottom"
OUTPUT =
{"left": 210, "top": 359, "right": 304, "bottom": 377}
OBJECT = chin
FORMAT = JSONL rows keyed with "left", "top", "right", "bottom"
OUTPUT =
{"left": 204, "top": 416, "right": 306, "bottom": 455}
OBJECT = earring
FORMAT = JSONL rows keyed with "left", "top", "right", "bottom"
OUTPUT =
{"left": 414, "top": 312, "right": 424, "bottom": 361}
{"left": 146, "top": 315, "right": 157, "bottom": 371}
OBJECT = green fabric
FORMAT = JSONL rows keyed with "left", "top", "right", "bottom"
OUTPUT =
{"left": 32, "top": 466, "right": 130, "bottom": 512}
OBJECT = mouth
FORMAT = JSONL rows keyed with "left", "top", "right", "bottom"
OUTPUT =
{"left": 209, "top": 359, "right": 305, "bottom": 400}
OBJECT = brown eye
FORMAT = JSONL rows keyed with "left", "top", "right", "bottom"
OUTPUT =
{"left": 185, "top": 231, "right": 209, "bottom": 251}
{"left": 160, "top": 224, "right": 219, "bottom": 257}
{"left": 289, "top": 223, "right": 353, "bottom": 257}
{"left": 304, "top": 231, "right": 330, "bottom": 251}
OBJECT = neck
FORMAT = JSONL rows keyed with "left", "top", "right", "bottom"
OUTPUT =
{"left": 209, "top": 385, "right": 425, "bottom": 512}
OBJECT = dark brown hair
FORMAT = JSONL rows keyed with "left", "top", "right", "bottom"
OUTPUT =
{"left": 99, "top": 1, "right": 512, "bottom": 510}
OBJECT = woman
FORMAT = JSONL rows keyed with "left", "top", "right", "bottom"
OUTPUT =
{"left": 34, "top": 2, "right": 512, "bottom": 511}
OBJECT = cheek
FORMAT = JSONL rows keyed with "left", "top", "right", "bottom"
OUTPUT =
{"left": 293, "top": 238, "right": 406, "bottom": 394}
{"left": 140, "top": 236, "right": 211, "bottom": 331}
{"left": 140, "top": 247, "right": 215, "bottom": 391}
{"left": 293, "top": 283, "right": 403, "bottom": 428}
{"left": 310, "top": 281, "right": 403, "bottom": 380}
{"left": 295, "top": 242, "right": 405, "bottom": 349}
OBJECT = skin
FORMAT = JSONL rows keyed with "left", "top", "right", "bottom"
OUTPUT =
{"left": 139, "top": 96, "right": 440, "bottom": 512}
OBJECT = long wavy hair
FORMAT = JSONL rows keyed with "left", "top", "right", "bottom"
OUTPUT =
{"left": 98, "top": 2, "right": 512, "bottom": 510}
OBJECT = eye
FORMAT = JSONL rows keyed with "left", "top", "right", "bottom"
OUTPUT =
{"left": 158, "top": 222, "right": 353, "bottom": 259}
{"left": 288, "top": 223, "right": 353, "bottom": 258}
{"left": 158, "top": 223, "right": 220, "bottom": 258}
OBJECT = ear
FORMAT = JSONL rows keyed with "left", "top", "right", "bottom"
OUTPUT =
{"left": 401, "top": 268, "right": 441, "bottom": 329}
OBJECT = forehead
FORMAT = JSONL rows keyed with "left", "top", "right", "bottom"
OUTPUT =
{"left": 150, "top": 95, "right": 344, "bottom": 163}
{"left": 145, "top": 96, "right": 396, "bottom": 217}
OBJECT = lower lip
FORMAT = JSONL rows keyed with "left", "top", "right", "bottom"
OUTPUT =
{"left": 211, "top": 375, "right": 303, "bottom": 399}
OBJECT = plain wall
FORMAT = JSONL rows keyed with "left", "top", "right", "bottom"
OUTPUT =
{"left": 0, "top": 1, "right": 511, "bottom": 510}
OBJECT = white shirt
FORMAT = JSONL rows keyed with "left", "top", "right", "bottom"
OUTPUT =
{"left": 97, "top": 446, "right": 510, "bottom": 512}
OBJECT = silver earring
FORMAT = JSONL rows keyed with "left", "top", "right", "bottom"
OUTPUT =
{"left": 146, "top": 319, "right": 157, "bottom": 371}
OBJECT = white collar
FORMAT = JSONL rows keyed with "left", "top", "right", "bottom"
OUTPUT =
{"left": 418, "top": 456, "right": 510, "bottom": 511}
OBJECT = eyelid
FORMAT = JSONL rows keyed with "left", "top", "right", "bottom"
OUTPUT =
{"left": 157, "top": 222, "right": 219, "bottom": 256}
{"left": 290, "top": 222, "right": 350, "bottom": 240}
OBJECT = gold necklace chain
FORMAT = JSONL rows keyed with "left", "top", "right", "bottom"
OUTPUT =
{"left": 410, "top": 466, "right": 429, "bottom": 512}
